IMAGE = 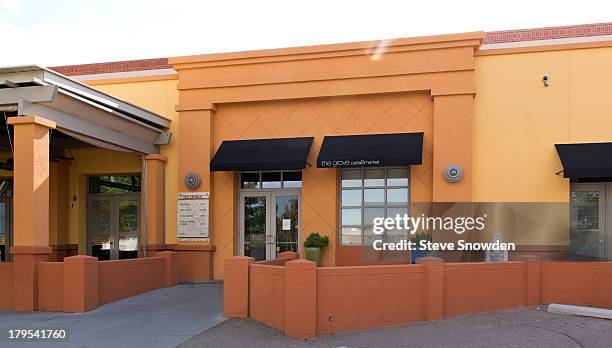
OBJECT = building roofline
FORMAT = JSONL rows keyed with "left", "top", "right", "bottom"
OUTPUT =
{"left": 48, "top": 22, "right": 612, "bottom": 77}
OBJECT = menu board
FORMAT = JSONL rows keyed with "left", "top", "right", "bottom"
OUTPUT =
{"left": 177, "top": 192, "right": 209, "bottom": 241}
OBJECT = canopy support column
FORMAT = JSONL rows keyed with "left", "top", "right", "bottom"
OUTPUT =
{"left": 8, "top": 115, "right": 56, "bottom": 311}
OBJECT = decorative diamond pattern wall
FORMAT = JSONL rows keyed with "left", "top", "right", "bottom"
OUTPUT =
{"left": 211, "top": 92, "right": 433, "bottom": 276}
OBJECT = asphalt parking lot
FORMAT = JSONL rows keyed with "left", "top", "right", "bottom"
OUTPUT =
{"left": 181, "top": 306, "right": 612, "bottom": 348}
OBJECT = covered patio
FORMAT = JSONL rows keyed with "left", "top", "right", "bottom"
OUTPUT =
{"left": 0, "top": 65, "right": 172, "bottom": 311}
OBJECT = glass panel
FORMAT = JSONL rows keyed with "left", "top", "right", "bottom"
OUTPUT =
{"left": 0, "top": 179, "right": 12, "bottom": 197}
{"left": 387, "top": 168, "right": 409, "bottom": 186}
{"left": 364, "top": 226, "right": 382, "bottom": 244}
{"left": 118, "top": 199, "right": 139, "bottom": 260}
{"left": 241, "top": 172, "right": 260, "bottom": 189}
{"left": 387, "top": 188, "right": 408, "bottom": 204}
{"left": 262, "top": 172, "right": 281, "bottom": 189}
{"left": 386, "top": 226, "right": 406, "bottom": 243}
{"left": 283, "top": 171, "right": 302, "bottom": 188}
{"left": 387, "top": 207, "right": 408, "bottom": 220}
{"left": 90, "top": 200, "right": 112, "bottom": 261}
{"left": 364, "top": 169, "right": 385, "bottom": 187}
{"left": 364, "top": 208, "right": 385, "bottom": 226}
{"left": 570, "top": 190, "right": 603, "bottom": 260}
{"left": 341, "top": 226, "right": 362, "bottom": 244}
{"left": 275, "top": 195, "right": 299, "bottom": 254}
{"left": 0, "top": 202, "right": 5, "bottom": 262}
{"left": 89, "top": 175, "right": 141, "bottom": 194}
{"left": 364, "top": 189, "right": 384, "bottom": 205}
{"left": 341, "top": 169, "right": 362, "bottom": 187}
{"left": 341, "top": 189, "right": 362, "bottom": 206}
{"left": 244, "top": 196, "right": 267, "bottom": 261}
{"left": 342, "top": 208, "right": 361, "bottom": 225}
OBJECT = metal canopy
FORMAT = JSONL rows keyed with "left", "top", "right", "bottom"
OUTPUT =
{"left": 0, "top": 65, "right": 171, "bottom": 154}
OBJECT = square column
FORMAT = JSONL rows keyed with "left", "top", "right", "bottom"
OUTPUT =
{"left": 432, "top": 93, "right": 473, "bottom": 202}
{"left": 143, "top": 154, "right": 167, "bottom": 251}
{"left": 8, "top": 115, "right": 56, "bottom": 311}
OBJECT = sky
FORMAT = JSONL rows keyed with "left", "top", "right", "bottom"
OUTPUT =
{"left": 0, "top": 0, "right": 610, "bottom": 67}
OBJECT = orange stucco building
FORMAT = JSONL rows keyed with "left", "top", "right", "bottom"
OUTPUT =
{"left": 1, "top": 22, "right": 612, "bottom": 312}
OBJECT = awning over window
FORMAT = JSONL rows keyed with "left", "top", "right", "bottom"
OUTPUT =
{"left": 555, "top": 142, "right": 612, "bottom": 178}
{"left": 210, "top": 137, "right": 314, "bottom": 171}
{"left": 317, "top": 132, "right": 423, "bottom": 168}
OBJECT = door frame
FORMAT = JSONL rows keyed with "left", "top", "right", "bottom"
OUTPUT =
{"left": 238, "top": 190, "right": 301, "bottom": 261}
{"left": 86, "top": 194, "right": 141, "bottom": 260}
{"left": 570, "top": 183, "right": 608, "bottom": 260}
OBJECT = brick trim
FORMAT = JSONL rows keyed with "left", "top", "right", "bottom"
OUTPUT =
{"left": 484, "top": 22, "right": 612, "bottom": 44}
{"left": 50, "top": 58, "right": 170, "bottom": 76}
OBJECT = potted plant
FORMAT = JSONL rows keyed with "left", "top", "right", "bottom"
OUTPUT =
{"left": 304, "top": 232, "right": 329, "bottom": 266}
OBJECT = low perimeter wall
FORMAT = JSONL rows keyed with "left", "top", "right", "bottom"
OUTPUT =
{"left": 36, "top": 251, "right": 178, "bottom": 312}
{"left": 0, "top": 262, "right": 13, "bottom": 310}
{"left": 224, "top": 256, "right": 612, "bottom": 339}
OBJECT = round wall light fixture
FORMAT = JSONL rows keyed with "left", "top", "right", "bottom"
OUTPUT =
{"left": 184, "top": 172, "right": 201, "bottom": 189}
{"left": 443, "top": 164, "right": 463, "bottom": 183}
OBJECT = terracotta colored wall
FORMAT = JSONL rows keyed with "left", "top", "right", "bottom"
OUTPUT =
{"left": 541, "top": 262, "right": 612, "bottom": 308}
{"left": 249, "top": 264, "right": 285, "bottom": 330}
{"left": 98, "top": 257, "right": 166, "bottom": 304}
{"left": 228, "top": 257, "right": 612, "bottom": 339}
{"left": 37, "top": 262, "right": 64, "bottom": 311}
{"left": 172, "top": 246, "right": 214, "bottom": 282}
{"left": 316, "top": 265, "right": 426, "bottom": 334}
{"left": 172, "top": 33, "right": 480, "bottom": 279}
{"left": 213, "top": 93, "right": 434, "bottom": 273}
{"left": 0, "top": 263, "right": 13, "bottom": 310}
{"left": 443, "top": 262, "right": 526, "bottom": 317}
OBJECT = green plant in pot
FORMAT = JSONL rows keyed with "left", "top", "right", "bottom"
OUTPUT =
{"left": 304, "top": 233, "right": 329, "bottom": 266}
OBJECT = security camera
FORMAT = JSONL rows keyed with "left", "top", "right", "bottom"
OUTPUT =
{"left": 542, "top": 74, "right": 549, "bottom": 87}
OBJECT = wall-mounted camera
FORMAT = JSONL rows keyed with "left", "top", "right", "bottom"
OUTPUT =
{"left": 443, "top": 164, "right": 463, "bottom": 183}
{"left": 542, "top": 74, "right": 549, "bottom": 87}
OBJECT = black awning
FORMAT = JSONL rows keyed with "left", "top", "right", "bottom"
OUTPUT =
{"left": 317, "top": 132, "right": 423, "bottom": 168}
{"left": 210, "top": 137, "right": 314, "bottom": 171}
{"left": 555, "top": 142, "right": 612, "bottom": 178}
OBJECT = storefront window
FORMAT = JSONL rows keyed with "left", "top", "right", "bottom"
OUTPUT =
{"left": 240, "top": 171, "right": 302, "bottom": 189}
{"left": 340, "top": 167, "right": 409, "bottom": 244}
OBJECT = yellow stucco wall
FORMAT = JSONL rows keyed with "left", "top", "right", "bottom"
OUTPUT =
{"left": 473, "top": 46, "right": 612, "bottom": 245}
{"left": 474, "top": 46, "right": 612, "bottom": 202}
{"left": 67, "top": 148, "right": 142, "bottom": 253}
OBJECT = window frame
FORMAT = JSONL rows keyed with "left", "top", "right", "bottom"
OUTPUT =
{"left": 239, "top": 170, "right": 303, "bottom": 191}
{"left": 338, "top": 167, "right": 410, "bottom": 245}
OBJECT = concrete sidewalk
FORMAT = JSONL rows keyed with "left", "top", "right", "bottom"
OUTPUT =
{"left": 0, "top": 282, "right": 224, "bottom": 348}
{"left": 181, "top": 306, "right": 612, "bottom": 348}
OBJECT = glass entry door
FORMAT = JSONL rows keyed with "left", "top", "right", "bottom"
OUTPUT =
{"left": 570, "top": 183, "right": 611, "bottom": 260}
{"left": 88, "top": 195, "right": 140, "bottom": 260}
{"left": 239, "top": 191, "right": 300, "bottom": 261}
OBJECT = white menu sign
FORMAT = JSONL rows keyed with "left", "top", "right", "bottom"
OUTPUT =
{"left": 177, "top": 192, "right": 209, "bottom": 241}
